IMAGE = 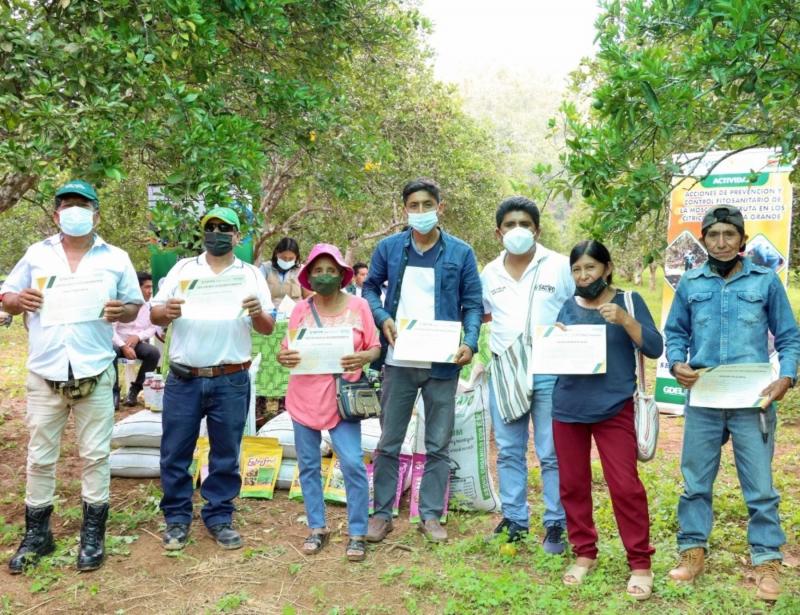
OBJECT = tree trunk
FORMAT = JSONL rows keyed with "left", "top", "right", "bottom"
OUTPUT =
{"left": 0, "top": 173, "right": 38, "bottom": 214}
{"left": 648, "top": 261, "right": 658, "bottom": 291}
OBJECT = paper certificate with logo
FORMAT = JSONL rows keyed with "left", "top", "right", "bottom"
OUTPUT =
{"left": 689, "top": 363, "right": 774, "bottom": 409}
{"left": 178, "top": 275, "right": 249, "bottom": 320}
{"left": 529, "top": 325, "right": 607, "bottom": 375}
{"left": 37, "top": 271, "right": 109, "bottom": 327}
{"left": 392, "top": 319, "right": 462, "bottom": 363}
{"left": 287, "top": 326, "right": 354, "bottom": 375}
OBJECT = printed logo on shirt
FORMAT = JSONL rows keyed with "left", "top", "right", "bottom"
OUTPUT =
{"left": 534, "top": 283, "right": 556, "bottom": 293}
{"left": 490, "top": 286, "right": 507, "bottom": 295}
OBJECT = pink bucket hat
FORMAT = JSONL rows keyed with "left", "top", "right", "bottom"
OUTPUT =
{"left": 298, "top": 243, "right": 354, "bottom": 291}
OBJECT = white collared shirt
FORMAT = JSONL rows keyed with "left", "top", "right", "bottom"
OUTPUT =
{"left": 481, "top": 244, "right": 575, "bottom": 355}
{"left": 152, "top": 253, "right": 271, "bottom": 367}
{"left": 1, "top": 234, "right": 143, "bottom": 380}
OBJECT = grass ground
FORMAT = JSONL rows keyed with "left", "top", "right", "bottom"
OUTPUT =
{"left": 0, "top": 266, "right": 798, "bottom": 614}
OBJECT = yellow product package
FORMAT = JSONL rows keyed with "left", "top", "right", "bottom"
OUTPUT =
{"left": 289, "top": 456, "right": 331, "bottom": 501}
{"left": 240, "top": 436, "right": 282, "bottom": 499}
{"left": 323, "top": 454, "right": 370, "bottom": 505}
{"left": 191, "top": 437, "right": 210, "bottom": 488}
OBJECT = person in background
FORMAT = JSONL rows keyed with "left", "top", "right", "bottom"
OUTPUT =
{"left": 152, "top": 206, "right": 274, "bottom": 552}
{"left": 551, "top": 240, "right": 661, "bottom": 600}
{"left": 363, "top": 178, "right": 482, "bottom": 544}
{"left": 664, "top": 205, "right": 800, "bottom": 602}
{"left": 481, "top": 196, "right": 572, "bottom": 552}
{"left": 346, "top": 263, "right": 369, "bottom": 297}
{"left": 260, "top": 237, "right": 310, "bottom": 310}
{"left": 112, "top": 271, "right": 161, "bottom": 407}
{"left": 2, "top": 180, "right": 143, "bottom": 573}
{"left": 277, "top": 244, "right": 380, "bottom": 561}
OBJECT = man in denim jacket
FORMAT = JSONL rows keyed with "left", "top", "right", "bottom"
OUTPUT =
{"left": 363, "top": 178, "right": 482, "bottom": 543}
{"left": 664, "top": 205, "right": 800, "bottom": 601}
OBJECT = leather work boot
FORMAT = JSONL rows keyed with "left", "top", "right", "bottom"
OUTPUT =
{"left": 366, "top": 516, "right": 393, "bottom": 543}
{"left": 668, "top": 547, "right": 705, "bottom": 582}
{"left": 77, "top": 501, "right": 109, "bottom": 571}
{"left": 754, "top": 560, "right": 782, "bottom": 601}
{"left": 8, "top": 505, "right": 56, "bottom": 574}
{"left": 417, "top": 518, "right": 448, "bottom": 543}
{"left": 124, "top": 385, "right": 141, "bottom": 407}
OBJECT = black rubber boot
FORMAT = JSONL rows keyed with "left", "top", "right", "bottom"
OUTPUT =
{"left": 124, "top": 384, "right": 142, "bottom": 407}
{"left": 8, "top": 504, "right": 56, "bottom": 574}
{"left": 77, "top": 501, "right": 109, "bottom": 572}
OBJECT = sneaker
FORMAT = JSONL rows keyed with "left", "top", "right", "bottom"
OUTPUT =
{"left": 417, "top": 518, "right": 448, "bottom": 543}
{"left": 754, "top": 560, "right": 781, "bottom": 601}
{"left": 542, "top": 524, "right": 566, "bottom": 555}
{"left": 163, "top": 523, "right": 190, "bottom": 551}
{"left": 208, "top": 524, "right": 242, "bottom": 550}
{"left": 668, "top": 547, "right": 705, "bottom": 582}
{"left": 491, "top": 518, "right": 528, "bottom": 543}
{"left": 366, "top": 516, "right": 393, "bottom": 543}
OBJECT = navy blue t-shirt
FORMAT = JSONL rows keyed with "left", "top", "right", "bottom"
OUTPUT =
{"left": 551, "top": 290, "right": 663, "bottom": 423}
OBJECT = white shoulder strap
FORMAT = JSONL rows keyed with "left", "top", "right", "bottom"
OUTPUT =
{"left": 624, "top": 290, "right": 646, "bottom": 394}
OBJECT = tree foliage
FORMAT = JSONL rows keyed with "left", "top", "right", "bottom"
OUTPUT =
{"left": 555, "top": 0, "right": 800, "bottom": 237}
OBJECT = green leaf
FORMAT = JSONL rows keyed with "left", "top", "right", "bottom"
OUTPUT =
{"left": 641, "top": 81, "right": 660, "bottom": 115}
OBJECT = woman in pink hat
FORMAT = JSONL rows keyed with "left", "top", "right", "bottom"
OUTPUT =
{"left": 277, "top": 244, "right": 380, "bottom": 561}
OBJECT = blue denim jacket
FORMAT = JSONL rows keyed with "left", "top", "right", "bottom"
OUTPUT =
{"left": 664, "top": 258, "right": 800, "bottom": 381}
{"left": 362, "top": 228, "right": 483, "bottom": 379}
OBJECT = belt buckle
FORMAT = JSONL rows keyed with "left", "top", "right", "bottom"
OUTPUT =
{"left": 196, "top": 367, "right": 215, "bottom": 378}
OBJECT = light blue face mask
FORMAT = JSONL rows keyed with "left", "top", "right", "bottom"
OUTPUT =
{"left": 58, "top": 206, "right": 95, "bottom": 237}
{"left": 408, "top": 210, "right": 438, "bottom": 234}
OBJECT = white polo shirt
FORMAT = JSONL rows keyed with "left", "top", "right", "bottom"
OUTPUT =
{"left": 152, "top": 253, "right": 271, "bottom": 367}
{"left": 1, "top": 234, "right": 143, "bottom": 380}
{"left": 481, "top": 244, "right": 574, "bottom": 355}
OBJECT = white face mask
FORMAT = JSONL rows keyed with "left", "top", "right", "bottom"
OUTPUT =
{"left": 276, "top": 258, "right": 296, "bottom": 271}
{"left": 502, "top": 227, "right": 535, "bottom": 255}
{"left": 58, "top": 206, "right": 95, "bottom": 237}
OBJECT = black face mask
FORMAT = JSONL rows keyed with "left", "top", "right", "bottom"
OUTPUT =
{"left": 706, "top": 253, "right": 741, "bottom": 277}
{"left": 204, "top": 231, "right": 234, "bottom": 256}
{"left": 575, "top": 277, "right": 608, "bottom": 300}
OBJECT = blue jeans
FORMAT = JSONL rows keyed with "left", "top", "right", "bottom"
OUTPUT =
{"left": 160, "top": 370, "right": 249, "bottom": 528}
{"left": 678, "top": 404, "right": 784, "bottom": 565}
{"left": 489, "top": 374, "right": 565, "bottom": 528}
{"left": 293, "top": 419, "right": 368, "bottom": 536}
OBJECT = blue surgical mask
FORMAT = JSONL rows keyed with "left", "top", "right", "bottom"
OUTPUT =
{"left": 58, "top": 206, "right": 95, "bottom": 237}
{"left": 408, "top": 210, "right": 438, "bottom": 234}
{"left": 276, "top": 258, "right": 296, "bottom": 271}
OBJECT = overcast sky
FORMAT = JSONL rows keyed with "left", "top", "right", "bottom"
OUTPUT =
{"left": 419, "top": 0, "right": 601, "bottom": 83}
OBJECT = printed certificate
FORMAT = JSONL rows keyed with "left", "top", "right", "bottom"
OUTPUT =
{"left": 178, "top": 274, "right": 249, "bottom": 320}
{"left": 529, "top": 324, "right": 607, "bottom": 375}
{"left": 37, "top": 271, "right": 109, "bottom": 327}
{"left": 689, "top": 363, "right": 774, "bottom": 409}
{"left": 288, "top": 326, "right": 354, "bottom": 375}
{"left": 392, "top": 319, "right": 462, "bottom": 363}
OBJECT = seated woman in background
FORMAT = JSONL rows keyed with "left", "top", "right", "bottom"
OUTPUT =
{"left": 277, "top": 244, "right": 380, "bottom": 561}
{"left": 551, "top": 240, "right": 663, "bottom": 601}
{"left": 260, "top": 237, "right": 310, "bottom": 310}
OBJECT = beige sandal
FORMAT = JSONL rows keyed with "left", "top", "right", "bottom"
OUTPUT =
{"left": 563, "top": 559, "right": 597, "bottom": 586}
{"left": 627, "top": 571, "right": 654, "bottom": 600}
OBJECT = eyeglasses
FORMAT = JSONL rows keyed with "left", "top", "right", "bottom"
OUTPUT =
{"left": 204, "top": 222, "right": 236, "bottom": 233}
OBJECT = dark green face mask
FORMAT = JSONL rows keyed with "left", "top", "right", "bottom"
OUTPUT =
{"left": 310, "top": 273, "right": 342, "bottom": 296}
{"left": 204, "top": 231, "right": 234, "bottom": 256}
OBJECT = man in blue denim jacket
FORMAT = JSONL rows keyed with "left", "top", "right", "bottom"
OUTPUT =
{"left": 664, "top": 205, "right": 800, "bottom": 601}
{"left": 363, "top": 178, "right": 482, "bottom": 543}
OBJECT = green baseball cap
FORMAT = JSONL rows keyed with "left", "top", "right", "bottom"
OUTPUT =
{"left": 55, "top": 179, "right": 99, "bottom": 206}
{"left": 200, "top": 206, "right": 240, "bottom": 230}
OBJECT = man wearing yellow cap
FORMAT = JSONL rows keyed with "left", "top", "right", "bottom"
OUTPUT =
{"left": 151, "top": 206, "right": 274, "bottom": 551}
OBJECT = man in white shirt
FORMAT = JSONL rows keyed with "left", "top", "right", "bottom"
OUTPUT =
{"left": 346, "top": 262, "right": 368, "bottom": 297}
{"left": 481, "top": 197, "right": 574, "bottom": 552}
{"left": 112, "top": 271, "right": 161, "bottom": 407}
{"left": 151, "top": 206, "right": 274, "bottom": 551}
{"left": 1, "top": 180, "right": 143, "bottom": 573}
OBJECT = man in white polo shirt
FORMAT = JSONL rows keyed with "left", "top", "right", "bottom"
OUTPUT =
{"left": 151, "top": 206, "right": 273, "bottom": 551}
{"left": 481, "top": 196, "right": 574, "bottom": 552}
{"left": 2, "top": 180, "right": 143, "bottom": 573}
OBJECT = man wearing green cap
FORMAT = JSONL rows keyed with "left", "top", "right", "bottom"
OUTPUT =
{"left": 151, "top": 206, "right": 274, "bottom": 551}
{"left": 1, "top": 180, "right": 144, "bottom": 574}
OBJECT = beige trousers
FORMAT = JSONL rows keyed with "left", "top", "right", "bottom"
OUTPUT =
{"left": 24, "top": 363, "right": 115, "bottom": 507}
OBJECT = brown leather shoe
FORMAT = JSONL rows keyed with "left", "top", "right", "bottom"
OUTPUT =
{"left": 754, "top": 560, "right": 781, "bottom": 601}
{"left": 417, "top": 518, "right": 447, "bottom": 543}
{"left": 366, "top": 517, "right": 393, "bottom": 543}
{"left": 668, "top": 547, "right": 705, "bottom": 582}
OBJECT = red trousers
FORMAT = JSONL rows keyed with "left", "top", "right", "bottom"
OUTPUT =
{"left": 552, "top": 399, "right": 654, "bottom": 569}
